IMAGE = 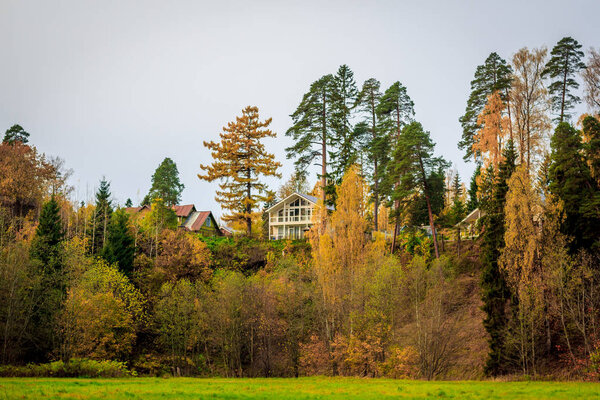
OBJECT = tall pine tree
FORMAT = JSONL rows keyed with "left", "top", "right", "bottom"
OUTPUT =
{"left": 388, "top": 121, "right": 449, "bottom": 257}
{"left": 286, "top": 75, "right": 335, "bottom": 205}
{"left": 329, "top": 65, "right": 359, "bottom": 186}
{"left": 356, "top": 78, "right": 385, "bottom": 230}
{"left": 542, "top": 37, "right": 586, "bottom": 123}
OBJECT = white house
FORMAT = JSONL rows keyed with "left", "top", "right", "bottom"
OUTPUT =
{"left": 266, "top": 192, "right": 329, "bottom": 240}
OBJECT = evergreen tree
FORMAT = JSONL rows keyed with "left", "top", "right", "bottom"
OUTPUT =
{"left": 377, "top": 81, "right": 415, "bottom": 243}
{"left": 146, "top": 157, "right": 185, "bottom": 206}
{"left": 377, "top": 81, "right": 415, "bottom": 139}
{"left": 3, "top": 124, "right": 30, "bottom": 145}
{"left": 285, "top": 75, "right": 336, "bottom": 205}
{"left": 89, "top": 178, "right": 113, "bottom": 255}
{"left": 467, "top": 164, "right": 481, "bottom": 212}
{"left": 102, "top": 208, "right": 135, "bottom": 275}
{"left": 125, "top": 198, "right": 133, "bottom": 208}
{"left": 29, "top": 196, "right": 65, "bottom": 361}
{"left": 30, "top": 196, "right": 64, "bottom": 269}
{"left": 199, "top": 106, "right": 281, "bottom": 235}
{"left": 549, "top": 122, "right": 598, "bottom": 251}
{"left": 356, "top": 78, "right": 385, "bottom": 230}
{"left": 542, "top": 37, "right": 586, "bottom": 123}
{"left": 388, "top": 121, "right": 449, "bottom": 257}
{"left": 459, "top": 53, "right": 513, "bottom": 161}
{"left": 329, "top": 65, "right": 359, "bottom": 184}
{"left": 583, "top": 115, "right": 600, "bottom": 185}
{"left": 480, "top": 140, "right": 517, "bottom": 376}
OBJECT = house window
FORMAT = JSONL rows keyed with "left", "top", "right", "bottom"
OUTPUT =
{"left": 206, "top": 217, "right": 211, "bottom": 227}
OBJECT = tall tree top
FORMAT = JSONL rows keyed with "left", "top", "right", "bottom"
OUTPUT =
{"left": 147, "top": 157, "right": 185, "bottom": 206}
{"left": 377, "top": 81, "right": 415, "bottom": 137}
{"left": 95, "top": 178, "right": 112, "bottom": 207}
{"left": 542, "top": 36, "right": 586, "bottom": 122}
{"left": 3, "top": 124, "right": 30, "bottom": 145}
{"left": 459, "top": 52, "right": 512, "bottom": 161}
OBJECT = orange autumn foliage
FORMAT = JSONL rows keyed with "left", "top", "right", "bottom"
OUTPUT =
{"left": 473, "top": 91, "right": 509, "bottom": 168}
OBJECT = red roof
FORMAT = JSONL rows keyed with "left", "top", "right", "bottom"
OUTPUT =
{"left": 190, "top": 211, "right": 211, "bottom": 231}
{"left": 172, "top": 204, "right": 195, "bottom": 217}
{"left": 124, "top": 205, "right": 150, "bottom": 214}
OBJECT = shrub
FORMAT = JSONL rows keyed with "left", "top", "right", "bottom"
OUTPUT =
{"left": 0, "top": 358, "right": 134, "bottom": 377}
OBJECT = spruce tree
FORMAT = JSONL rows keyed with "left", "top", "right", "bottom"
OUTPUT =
{"left": 459, "top": 53, "right": 512, "bottom": 161}
{"left": 29, "top": 196, "right": 65, "bottom": 361}
{"left": 286, "top": 74, "right": 335, "bottom": 205}
{"left": 102, "top": 208, "right": 135, "bottom": 275}
{"left": 467, "top": 164, "right": 481, "bottom": 212}
{"left": 89, "top": 178, "right": 113, "bottom": 255}
{"left": 480, "top": 140, "right": 517, "bottom": 376}
{"left": 125, "top": 198, "right": 133, "bottom": 208}
{"left": 542, "top": 37, "right": 586, "bottom": 123}
{"left": 549, "top": 122, "right": 598, "bottom": 251}
{"left": 30, "top": 196, "right": 64, "bottom": 270}
{"left": 146, "top": 157, "right": 185, "bottom": 206}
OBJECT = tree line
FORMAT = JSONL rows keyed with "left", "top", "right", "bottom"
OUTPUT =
{"left": 1, "top": 34, "right": 600, "bottom": 379}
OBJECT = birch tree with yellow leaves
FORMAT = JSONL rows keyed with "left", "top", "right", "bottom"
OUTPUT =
{"left": 499, "top": 164, "right": 543, "bottom": 375}
{"left": 309, "top": 165, "right": 378, "bottom": 341}
{"left": 199, "top": 106, "right": 281, "bottom": 236}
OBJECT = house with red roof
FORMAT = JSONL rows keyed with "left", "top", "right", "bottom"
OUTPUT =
{"left": 125, "top": 204, "right": 221, "bottom": 236}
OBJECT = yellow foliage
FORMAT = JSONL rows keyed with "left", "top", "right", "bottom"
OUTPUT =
{"left": 199, "top": 106, "right": 281, "bottom": 234}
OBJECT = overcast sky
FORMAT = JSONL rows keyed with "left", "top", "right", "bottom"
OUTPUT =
{"left": 2, "top": 0, "right": 599, "bottom": 220}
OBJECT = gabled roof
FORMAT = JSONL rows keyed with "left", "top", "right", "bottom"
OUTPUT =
{"left": 265, "top": 192, "right": 334, "bottom": 213}
{"left": 189, "top": 211, "right": 213, "bottom": 231}
{"left": 124, "top": 205, "right": 150, "bottom": 214}
{"left": 456, "top": 207, "right": 484, "bottom": 227}
{"left": 172, "top": 204, "right": 195, "bottom": 217}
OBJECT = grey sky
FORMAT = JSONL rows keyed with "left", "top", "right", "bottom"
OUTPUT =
{"left": 2, "top": 0, "right": 599, "bottom": 220}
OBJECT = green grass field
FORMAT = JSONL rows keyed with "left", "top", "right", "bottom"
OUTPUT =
{"left": 0, "top": 377, "right": 599, "bottom": 399}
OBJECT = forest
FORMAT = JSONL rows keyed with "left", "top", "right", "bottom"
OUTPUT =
{"left": 1, "top": 35, "right": 600, "bottom": 381}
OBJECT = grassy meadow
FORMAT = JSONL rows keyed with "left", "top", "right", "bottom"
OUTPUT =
{"left": 0, "top": 377, "right": 599, "bottom": 399}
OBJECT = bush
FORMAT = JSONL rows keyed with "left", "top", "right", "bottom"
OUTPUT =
{"left": 0, "top": 358, "right": 134, "bottom": 377}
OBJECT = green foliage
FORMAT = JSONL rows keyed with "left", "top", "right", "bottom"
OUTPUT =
{"left": 388, "top": 121, "right": 449, "bottom": 233}
{"left": 146, "top": 157, "right": 185, "bottom": 206}
{"left": 30, "top": 196, "right": 64, "bottom": 269}
{"left": 88, "top": 179, "right": 113, "bottom": 255}
{"left": 480, "top": 139, "right": 517, "bottom": 376}
{"left": 2, "top": 124, "right": 30, "bottom": 145}
{"left": 542, "top": 37, "right": 586, "bottom": 122}
{"left": 102, "top": 208, "right": 135, "bottom": 275}
{"left": 549, "top": 122, "right": 599, "bottom": 251}
{"left": 141, "top": 198, "right": 178, "bottom": 234}
{"left": 459, "top": 53, "right": 512, "bottom": 161}
{"left": 467, "top": 164, "right": 481, "bottom": 212}
{"left": 329, "top": 65, "right": 359, "bottom": 184}
{"left": 0, "top": 358, "right": 133, "bottom": 377}
{"left": 286, "top": 74, "right": 336, "bottom": 204}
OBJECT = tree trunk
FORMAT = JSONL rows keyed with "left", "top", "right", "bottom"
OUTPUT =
{"left": 246, "top": 167, "right": 252, "bottom": 236}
